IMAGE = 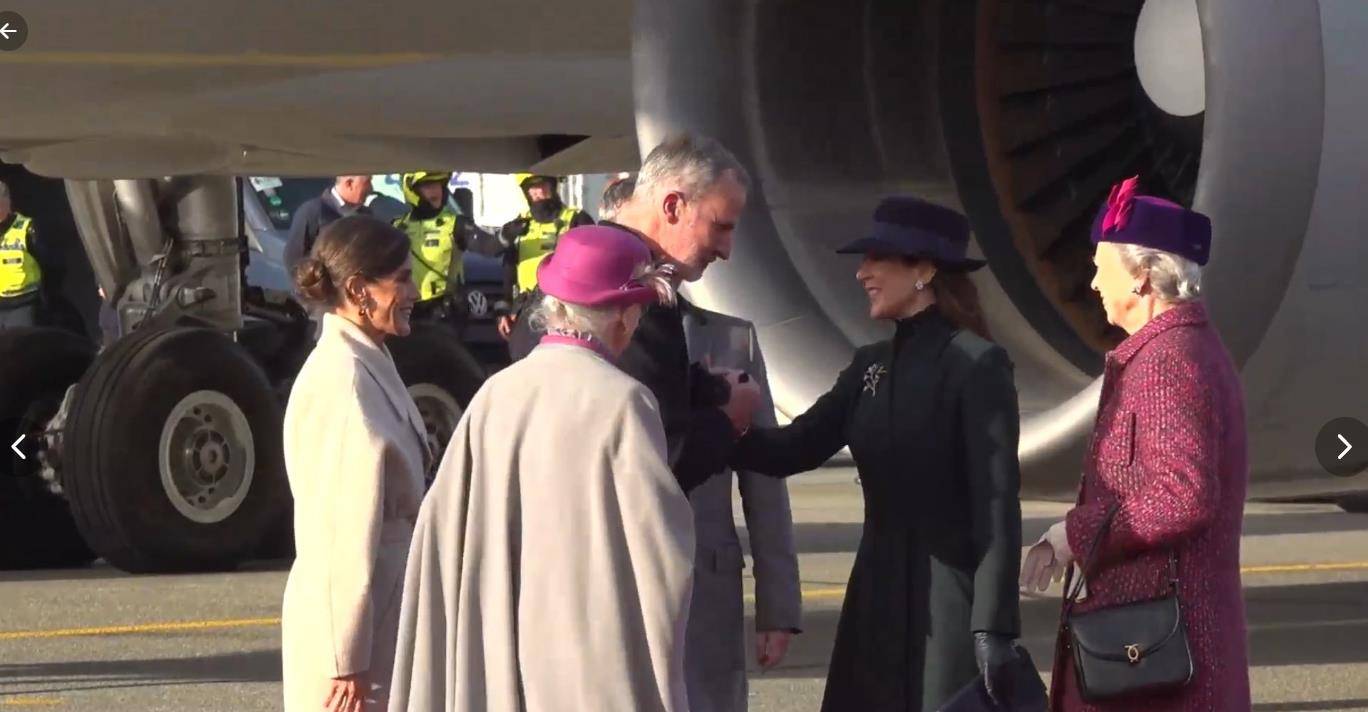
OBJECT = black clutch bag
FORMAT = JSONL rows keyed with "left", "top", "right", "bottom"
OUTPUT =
{"left": 1062, "top": 505, "right": 1194, "bottom": 702}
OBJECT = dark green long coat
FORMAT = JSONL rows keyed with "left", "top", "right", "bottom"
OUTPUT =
{"left": 732, "top": 307, "right": 1023, "bottom": 711}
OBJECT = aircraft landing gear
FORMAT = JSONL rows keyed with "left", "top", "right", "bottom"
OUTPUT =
{"left": 62, "top": 326, "right": 289, "bottom": 573}
{"left": 389, "top": 321, "right": 486, "bottom": 483}
{"left": 0, "top": 327, "right": 96, "bottom": 569}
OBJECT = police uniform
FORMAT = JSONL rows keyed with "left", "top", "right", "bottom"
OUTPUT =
{"left": 394, "top": 172, "right": 465, "bottom": 302}
{"left": 0, "top": 213, "right": 43, "bottom": 329}
{"left": 503, "top": 174, "right": 593, "bottom": 300}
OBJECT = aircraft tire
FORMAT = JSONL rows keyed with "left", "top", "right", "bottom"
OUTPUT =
{"left": 388, "top": 321, "right": 486, "bottom": 485}
{"left": 63, "top": 326, "right": 287, "bottom": 573}
{"left": 1338, "top": 493, "right": 1368, "bottom": 515}
{"left": 0, "top": 327, "right": 96, "bottom": 569}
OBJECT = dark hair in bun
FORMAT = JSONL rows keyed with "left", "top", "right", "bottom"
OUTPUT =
{"left": 292, "top": 215, "right": 411, "bottom": 308}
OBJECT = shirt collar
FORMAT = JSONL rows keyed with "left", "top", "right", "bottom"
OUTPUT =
{"left": 1109, "top": 301, "right": 1209, "bottom": 366}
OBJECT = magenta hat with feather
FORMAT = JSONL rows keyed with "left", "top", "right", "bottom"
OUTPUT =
{"left": 536, "top": 225, "right": 662, "bottom": 307}
{"left": 1090, "top": 176, "right": 1212, "bottom": 266}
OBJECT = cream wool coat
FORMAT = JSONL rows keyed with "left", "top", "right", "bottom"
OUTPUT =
{"left": 282, "top": 314, "right": 431, "bottom": 711}
{"left": 387, "top": 341, "right": 696, "bottom": 712}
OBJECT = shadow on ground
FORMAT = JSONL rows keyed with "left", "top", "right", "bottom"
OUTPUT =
{"left": 0, "top": 649, "right": 280, "bottom": 695}
{"left": 744, "top": 580, "right": 1368, "bottom": 680}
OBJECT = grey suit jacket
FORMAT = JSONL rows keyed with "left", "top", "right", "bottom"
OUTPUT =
{"left": 681, "top": 303, "right": 802, "bottom": 712}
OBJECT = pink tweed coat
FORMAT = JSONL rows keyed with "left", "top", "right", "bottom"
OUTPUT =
{"left": 1051, "top": 302, "right": 1251, "bottom": 711}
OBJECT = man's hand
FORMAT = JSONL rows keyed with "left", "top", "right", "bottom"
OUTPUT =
{"left": 973, "top": 632, "right": 1019, "bottom": 707}
{"left": 497, "top": 314, "right": 516, "bottom": 341}
{"left": 324, "top": 672, "right": 365, "bottom": 712}
{"left": 756, "top": 630, "right": 793, "bottom": 670}
{"left": 720, "top": 370, "right": 761, "bottom": 434}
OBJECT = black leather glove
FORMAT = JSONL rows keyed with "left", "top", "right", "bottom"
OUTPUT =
{"left": 974, "top": 631, "right": 1019, "bottom": 707}
{"left": 500, "top": 217, "right": 530, "bottom": 243}
{"left": 688, "top": 362, "right": 732, "bottom": 408}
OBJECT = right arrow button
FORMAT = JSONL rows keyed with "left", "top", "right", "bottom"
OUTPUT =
{"left": 1317, "top": 417, "right": 1368, "bottom": 477}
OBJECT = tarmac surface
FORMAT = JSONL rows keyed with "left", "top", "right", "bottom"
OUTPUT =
{"left": 2, "top": 468, "right": 1368, "bottom": 711}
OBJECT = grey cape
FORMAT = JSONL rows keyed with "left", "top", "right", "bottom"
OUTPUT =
{"left": 386, "top": 342, "right": 696, "bottom": 712}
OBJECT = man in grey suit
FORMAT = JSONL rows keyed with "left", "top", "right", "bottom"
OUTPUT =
{"left": 681, "top": 301, "right": 803, "bottom": 712}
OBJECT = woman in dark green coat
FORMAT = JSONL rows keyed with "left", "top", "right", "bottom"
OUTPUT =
{"left": 728, "top": 196, "right": 1024, "bottom": 711}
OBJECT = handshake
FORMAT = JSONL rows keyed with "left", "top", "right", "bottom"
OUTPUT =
{"left": 690, "top": 362, "right": 764, "bottom": 436}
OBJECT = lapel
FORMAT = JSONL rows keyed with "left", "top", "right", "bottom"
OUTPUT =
{"left": 680, "top": 299, "right": 757, "bottom": 371}
{"left": 679, "top": 299, "right": 707, "bottom": 362}
{"left": 322, "top": 315, "right": 433, "bottom": 464}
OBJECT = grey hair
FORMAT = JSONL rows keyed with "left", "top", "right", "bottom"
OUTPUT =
{"left": 634, "top": 133, "right": 752, "bottom": 202}
{"left": 528, "top": 263, "right": 678, "bottom": 340}
{"left": 1116, "top": 244, "right": 1203, "bottom": 303}
{"left": 0, "top": 180, "right": 8, "bottom": 200}
{"left": 599, "top": 175, "right": 636, "bottom": 221}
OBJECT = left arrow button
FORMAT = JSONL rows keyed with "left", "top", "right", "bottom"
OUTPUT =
{"left": 0, "top": 12, "right": 28, "bottom": 52}
{"left": 10, "top": 434, "right": 26, "bottom": 460}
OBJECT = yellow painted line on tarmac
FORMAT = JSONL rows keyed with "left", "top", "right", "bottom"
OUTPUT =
{"left": 0, "top": 697, "right": 63, "bottom": 707}
{"left": 0, "top": 51, "right": 445, "bottom": 68}
{"left": 5, "top": 562, "right": 1368, "bottom": 640}
{"left": 0, "top": 617, "right": 279, "bottom": 642}
{"left": 1240, "top": 561, "right": 1368, "bottom": 575}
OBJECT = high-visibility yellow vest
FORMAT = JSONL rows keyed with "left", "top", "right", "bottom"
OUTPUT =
{"left": 0, "top": 215, "right": 42, "bottom": 299}
{"left": 394, "top": 208, "right": 463, "bottom": 301}
{"left": 515, "top": 206, "right": 581, "bottom": 294}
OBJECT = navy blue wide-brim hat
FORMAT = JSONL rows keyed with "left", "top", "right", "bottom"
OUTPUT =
{"left": 836, "top": 196, "right": 987, "bottom": 272}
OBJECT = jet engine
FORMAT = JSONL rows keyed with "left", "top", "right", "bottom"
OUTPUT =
{"left": 633, "top": 0, "right": 1366, "bottom": 498}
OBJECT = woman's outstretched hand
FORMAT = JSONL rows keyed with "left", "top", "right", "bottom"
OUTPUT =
{"left": 1020, "top": 520, "right": 1073, "bottom": 593}
{"left": 324, "top": 673, "right": 365, "bottom": 712}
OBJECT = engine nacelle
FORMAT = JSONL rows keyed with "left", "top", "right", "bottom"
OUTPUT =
{"left": 634, "top": 0, "right": 1368, "bottom": 498}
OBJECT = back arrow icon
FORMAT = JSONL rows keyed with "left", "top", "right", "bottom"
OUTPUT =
{"left": 0, "top": 24, "right": 14, "bottom": 40}
{"left": 1338, "top": 434, "right": 1353, "bottom": 460}
{"left": 10, "top": 434, "right": 25, "bottom": 459}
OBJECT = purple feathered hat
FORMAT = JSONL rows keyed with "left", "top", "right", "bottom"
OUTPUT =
{"left": 536, "top": 225, "right": 661, "bottom": 307}
{"left": 1089, "top": 176, "right": 1212, "bottom": 266}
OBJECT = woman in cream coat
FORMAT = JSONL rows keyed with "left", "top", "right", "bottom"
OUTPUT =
{"left": 282, "top": 215, "right": 430, "bottom": 712}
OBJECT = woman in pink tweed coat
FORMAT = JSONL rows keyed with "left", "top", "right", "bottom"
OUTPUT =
{"left": 1021, "top": 177, "right": 1250, "bottom": 711}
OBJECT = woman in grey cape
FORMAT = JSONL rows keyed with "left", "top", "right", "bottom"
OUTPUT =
{"left": 387, "top": 225, "right": 693, "bottom": 712}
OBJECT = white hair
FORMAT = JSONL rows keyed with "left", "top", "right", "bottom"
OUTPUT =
{"left": 529, "top": 263, "right": 678, "bottom": 341}
{"left": 1117, "top": 244, "right": 1203, "bottom": 303}
{"left": 634, "top": 133, "right": 751, "bottom": 202}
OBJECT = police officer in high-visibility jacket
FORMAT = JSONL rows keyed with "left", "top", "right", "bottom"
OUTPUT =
{"left": 496, "top": 173, "right": 593, "bottom": 338}
{"left": 0, "top": 179, "right": 59, "bottom": 330}
{"left": 395, "top": 172, "right": 500, "bottom": 329}
{"left": 395, "top": 171, "right": 464, "bottom": 299}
